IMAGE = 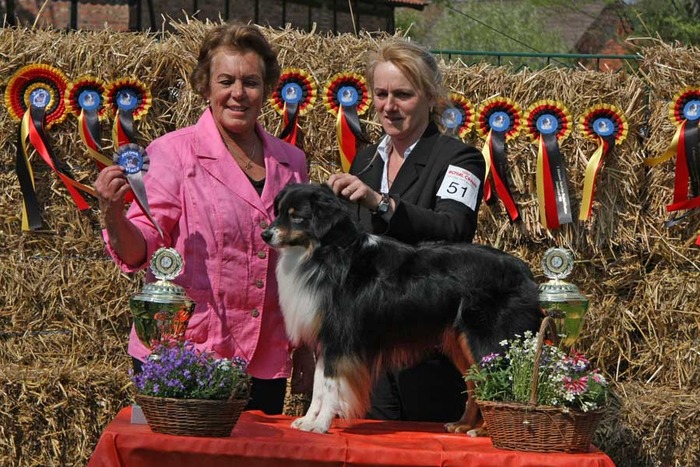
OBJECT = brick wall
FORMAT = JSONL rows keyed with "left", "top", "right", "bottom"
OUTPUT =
{"left": 5, "top": 0, "right": 390, "bottom": 33}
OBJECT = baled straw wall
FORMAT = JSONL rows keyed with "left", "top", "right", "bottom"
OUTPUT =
{"left": 0, "top": 21, "right": 698, "bottom": 466}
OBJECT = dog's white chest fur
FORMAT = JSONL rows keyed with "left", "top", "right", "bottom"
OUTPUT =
{"left": 276, "top": 246, "right": 321, "bottom": 345}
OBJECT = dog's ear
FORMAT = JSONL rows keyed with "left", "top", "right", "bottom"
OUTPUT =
{"left": 309, "top": 184, "right": 358, "bottom": 242}
{"left": 273, "top": 183, "right": 298, "bottom": 217}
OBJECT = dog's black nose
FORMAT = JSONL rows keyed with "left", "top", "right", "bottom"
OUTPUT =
{"left": 261, "top": 229, "right": 272, "bottom": 243}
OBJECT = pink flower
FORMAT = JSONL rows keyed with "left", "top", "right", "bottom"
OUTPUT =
{"left": 563, "top": 375, "right": 588, "bottom": 395}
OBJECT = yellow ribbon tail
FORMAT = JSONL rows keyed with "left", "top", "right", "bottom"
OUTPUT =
{"left": 579, "top": 138, "right": 606, "bottom": 221}
{"left": 481, "top": 129, "right": 492, "bottom": 182}
{"left": 20, "top": 112, "right": 36, "bottom": 231}
{"left": 644, "top": 124, "right": 682, "bottom": 167}
{"left": 535, "top": 135, "right": 547, "bottom": 229}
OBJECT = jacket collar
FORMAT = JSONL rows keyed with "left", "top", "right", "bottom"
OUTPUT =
{"left": 388, "top": 122, "right": 441, "bottom": 194}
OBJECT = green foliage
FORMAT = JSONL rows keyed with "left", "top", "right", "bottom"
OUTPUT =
{"left": 628, "top": 0, "right": 700, "bottom": 44}
{"left": 396, "top": 0, "right": 569, "bottom": 67}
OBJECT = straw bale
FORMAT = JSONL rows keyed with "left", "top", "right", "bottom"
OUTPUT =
{"left": 1, "top": 19, "right": 700, "bottom": 467}
{"left": 0, "top": 363, "right": 131, "bottom": 467}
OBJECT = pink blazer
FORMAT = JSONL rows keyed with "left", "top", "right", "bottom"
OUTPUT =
{"left": 105, "top": 109, "right": 308, "bottom": 379}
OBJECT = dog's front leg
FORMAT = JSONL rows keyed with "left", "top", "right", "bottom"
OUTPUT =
{"left": 291, "top": 354, "right": 340, "bottom": 433}
{"left": 291, "top": 354, "right": 326, "bottom": 430}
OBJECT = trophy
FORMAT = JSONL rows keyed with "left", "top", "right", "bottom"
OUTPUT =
{"left": 129, "top": 247, "right": 195, "bottom": 348}
{"left": 538, "top": 247, "right": 589, "bottom": 349}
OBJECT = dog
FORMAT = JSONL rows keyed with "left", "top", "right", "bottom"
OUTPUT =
{"left": 261, "top": 183, "right": 542, "bottom": 434}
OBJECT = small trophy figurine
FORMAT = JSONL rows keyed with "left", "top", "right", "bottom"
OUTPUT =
{"left": 538, "top": 247, "right": 590, "bottom": 349}
{"left": 129, "top": 247, "right": 195, "bottom": 349}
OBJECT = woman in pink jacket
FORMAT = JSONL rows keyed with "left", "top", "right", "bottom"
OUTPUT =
{"left": 94, "top": 23, "right": 309, "bottom": 414}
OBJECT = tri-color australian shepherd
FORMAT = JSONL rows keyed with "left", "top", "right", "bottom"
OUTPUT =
{"left": 261, "top": 183, "right": 542, "bottom": 434}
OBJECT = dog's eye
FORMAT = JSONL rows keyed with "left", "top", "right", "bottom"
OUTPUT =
{"left": 290, "top": 214, "right": 305, "bottom": 224}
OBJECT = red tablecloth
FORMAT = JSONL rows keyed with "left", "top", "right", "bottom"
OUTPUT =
{"left": 88, "top": 407, "right": 615, "bottom": 467}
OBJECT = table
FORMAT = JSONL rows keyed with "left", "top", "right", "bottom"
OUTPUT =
{"left": 88, "top": 407, "right": 615, "bottom": 467}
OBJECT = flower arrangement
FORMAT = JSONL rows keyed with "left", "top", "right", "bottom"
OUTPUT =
{"left": 466, "top": 330, "right": 608, "bottom": 412}
{"left": 131, "top": 341, "right": 252, "bottom": 401}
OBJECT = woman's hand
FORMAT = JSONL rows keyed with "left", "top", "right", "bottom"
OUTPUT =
{"left": 94, "top": 165, "right": 131, "bottom": 219}
{"left": 327, "top": 173, "right": 382, "bottom": 211}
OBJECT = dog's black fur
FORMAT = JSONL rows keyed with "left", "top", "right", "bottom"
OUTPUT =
{"left": 261, "top": 183, "right": 542, "bottom": 433}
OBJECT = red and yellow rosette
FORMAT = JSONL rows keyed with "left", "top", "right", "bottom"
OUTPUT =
{"left": 644, "top": 88, "right": 700, "bottom": 216}
{"left": 578, "top": 104, "right": 628, "bottom": 221}
{"left": 4, "top": 63, "right": 94, "bottom": 231}
{"left": 525, "top": 100, "right": 574, "bottom": 229}
{"left": 270, "top": 68, "right": 317, "bottom": 149}
{"left": 442, "top": 92, "right": 474, "bottom": 140}
{"left": 65, "top": 75, "right": 111, "bottom": 169}
{"left": 475, "top": 97, "right": 522, "bottom": 222}
{"left": 322, "top": 72, "right": 371, "bottom": 172}
{"left": 104, "top": 77, "right": 152, "bottom": 148}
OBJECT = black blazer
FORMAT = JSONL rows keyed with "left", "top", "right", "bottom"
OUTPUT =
{"left": 349, "top": 122, "right": 485, "bottom": 244}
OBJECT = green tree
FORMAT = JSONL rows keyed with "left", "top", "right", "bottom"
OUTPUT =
{"left": 627, "top": 0, "right": 700, "bottom": 44}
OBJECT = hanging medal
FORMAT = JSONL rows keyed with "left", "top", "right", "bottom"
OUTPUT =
{"left": 270, "top": 68, "right": 317, "bottom": 150}
{"left": 525, "top": 100, "right": 573, "bottom": 229}
{"left": 322, "top": 72, "right": 371, "bottom": 172}
{"left": 65, "top": 75, "right": 111, "bottom": 169}
{"left": 644, "top": 88, "right": 700, "bottom": 216}
{"left": 113, "top": 143, "right": 163, "bottom": 239}
{"left": 4, "top": 63, "right": 94, "bottom": 231}
{"left": 104, "top": 77, "right": 152, "bottom": 148}
{"left": 475, "top": 97, "right": 522, "bottom": 222}
{"left": 442, "top": 93, "right": 474, "bottom": 140}
{"left": 578, "top": 104, "right": 628, "bottom": 222}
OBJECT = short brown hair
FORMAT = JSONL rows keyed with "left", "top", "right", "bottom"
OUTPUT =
{"left": 190, "top": 23, "right": 281, "bottom": 100}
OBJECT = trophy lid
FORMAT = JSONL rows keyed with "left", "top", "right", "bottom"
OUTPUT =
{"left": 538, "top": 247, "right": 587, "bottom": 303}
{"left": 132, "top": 248, "right": 191, "bottom": 304}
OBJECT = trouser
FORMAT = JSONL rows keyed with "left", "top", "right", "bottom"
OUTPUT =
{"left": 365, "top": 352, "right": 467, "bottom": 422}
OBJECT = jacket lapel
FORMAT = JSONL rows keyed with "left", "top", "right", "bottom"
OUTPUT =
{"left": 390, "top": 123, "right": 441, "bottom": 195}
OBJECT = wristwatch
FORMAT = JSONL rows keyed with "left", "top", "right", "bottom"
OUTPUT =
{"left": 373, "top": 192, "right": 391, "bottom": 216}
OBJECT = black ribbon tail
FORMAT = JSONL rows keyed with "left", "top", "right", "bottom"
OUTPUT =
{"left": 684, "top": 118, "right": 700, "bottom": 198}
{"left": 15, "top": 123, "right": 43, "bottom": 230}
{"left": 543, "top": 133, "right": 573, "bottom": 225}
{"left": 342, "top": 105, "right": 370, "bottom": 144}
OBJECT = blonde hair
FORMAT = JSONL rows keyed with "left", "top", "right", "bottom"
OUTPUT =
{"left": 366, "top": 39, "right": 447, "bottom": 120}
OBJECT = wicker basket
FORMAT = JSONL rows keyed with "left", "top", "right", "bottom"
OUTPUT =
{"left": 135, "top": 394, "right": 247, "bottom": 437}
{"left": 476, "top": 316, "right": 606, "bottom": 453}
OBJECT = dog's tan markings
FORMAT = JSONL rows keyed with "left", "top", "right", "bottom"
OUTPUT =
{"left": 335, "top": 356, "right": 371, "bottom": 419}
{"left": 443, "top": 333, "right": 487, "bottom": 436}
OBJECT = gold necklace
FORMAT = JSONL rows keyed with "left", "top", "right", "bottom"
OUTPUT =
{"left": 229, "top": 139, "right": 260, "bottom": 172}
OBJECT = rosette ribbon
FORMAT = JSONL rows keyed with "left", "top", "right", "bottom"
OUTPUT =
{"left": 65, "top": 75, "right": 111, "bottom": 169}
{"left": 114, "top": 143, "right": 163, "bottom": 239}
{"left": 644, "top": 88, "right": 700, "bottom": 218}
{"left": 105, "top": 77, "right": 152, "bottom": 148}
{"left": 270, "top": 68, "right": 317, "bottom": 149}
{"left": 578, "top": 104, "right": 628, "bottom": 221}
{"left": 475, "top": 97, "right": 522, "bottom": 222}
{"left": 322, "top": 72, "right": 371, "bottom": 172}
{"left": 4, "top": 64, "right": 95, "bottom": 231}
{"left": 525, "top": 100, "right": 574, "bottom": 229}
{"left": 442, "top": 93, "right": 474, "bottom": 140}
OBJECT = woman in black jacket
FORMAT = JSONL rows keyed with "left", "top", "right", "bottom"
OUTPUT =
{"left": 327, "top": 38, "right": 486, "bottom": 422}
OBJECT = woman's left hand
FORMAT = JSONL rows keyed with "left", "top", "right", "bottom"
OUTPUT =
{"left": 327, "top": 173, "right": 380, "bottom": 210}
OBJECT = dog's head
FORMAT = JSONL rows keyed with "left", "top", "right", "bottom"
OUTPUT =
{"left": 261, "top": 183, "right": 359, "bottom": 251}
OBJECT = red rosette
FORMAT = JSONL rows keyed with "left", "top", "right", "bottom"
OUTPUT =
{"left": 578, "top": 104, "right": 628, "bottom": 145}
{"left": 322, "top": 72, "right": 371, "bottom": 117}
{"left": 524, "top": 100, "right": 572, "bottom": 142}
{"left": 104, "top": 77, "right": 152, "bottom": 120}
{"left": 475, "top": 97, "right": 522, "bottom": 142}
{"left": 670, "top": 87, "right": 700, "bottom": 126}
{"left": 4, "top": 63, "right": 69, "bottom": 128}
{"left": 65, "top": 75, "right": 108, "bottom": 119}
{"left": 270, "top": 68, "right": 318, "bottom": 116}
{"left": 443, "top": 92, "right": 474, "bottom": 139}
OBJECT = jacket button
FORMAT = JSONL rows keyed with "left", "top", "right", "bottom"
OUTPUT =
{"left": 257, "top": 250, "right": 266, "bottom": 259}
{"left": 251, "top": 308, "right": 260, "bottom": 318}
{"left": 260, "top": 220, "right": 269, "bottom": 229}
{"left": 255, "top": 279, "right": 264, "bottom": 288}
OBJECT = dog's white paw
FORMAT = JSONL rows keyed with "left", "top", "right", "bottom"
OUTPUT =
{"left": 291, "top": 415, "right": 331, "bottom": 433}
{"left": 466, "top": 428, "right": 480, "bottom": 437}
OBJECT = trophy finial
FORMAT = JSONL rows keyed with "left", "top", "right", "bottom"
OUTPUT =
{"left": 150, "top": 247, "right": 184, "bottom": 281}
